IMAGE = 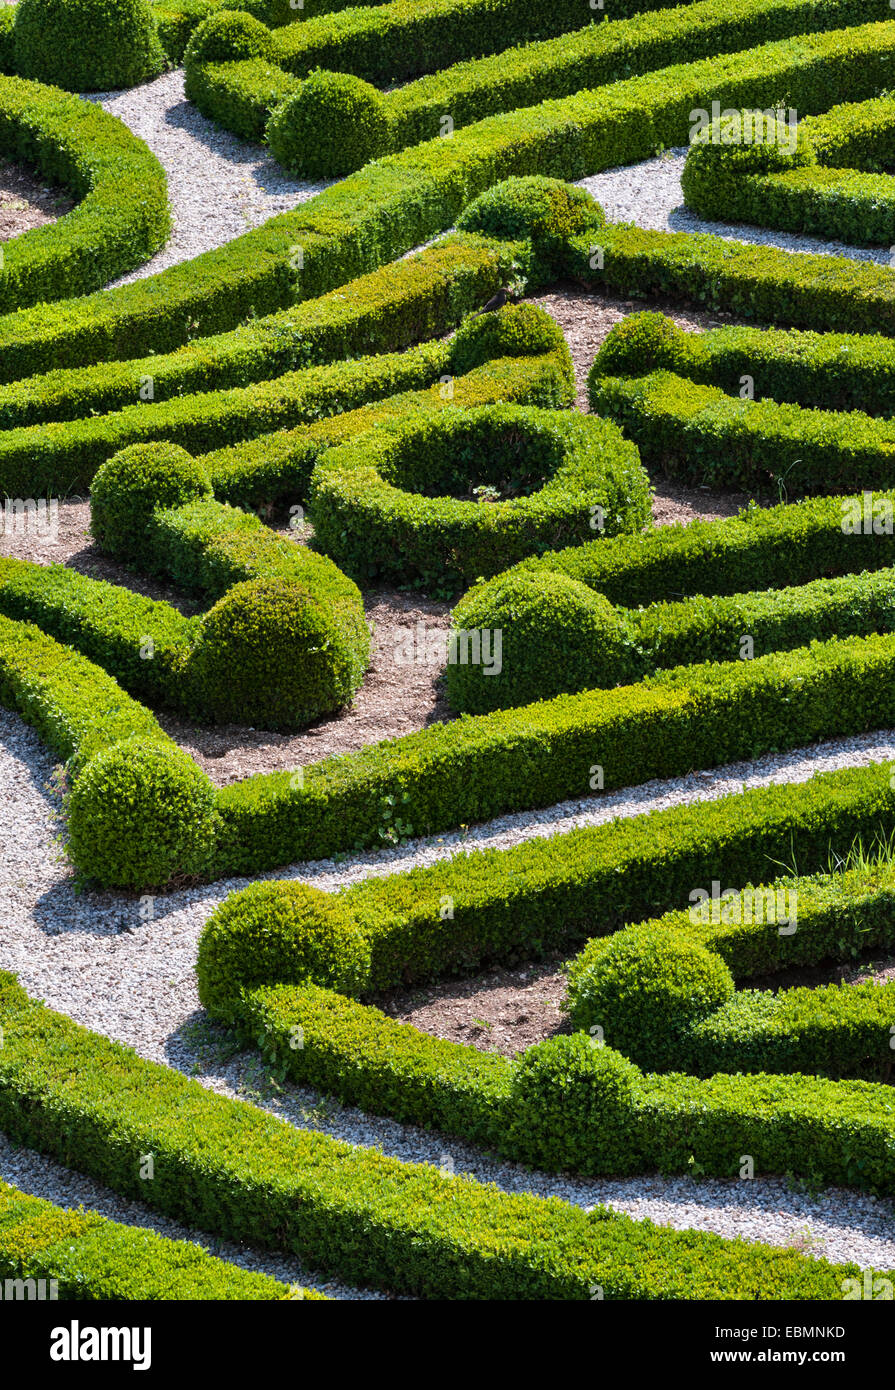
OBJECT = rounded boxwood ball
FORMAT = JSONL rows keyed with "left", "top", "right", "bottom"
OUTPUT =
{"left": 565, "top": 926, "right": 736, "bottom": 1067}
{"left": 590, "top": 311, "right": 689, "bottom": 380}
{"left": 187, "top": 576, "right": 361, "bottom": 731}
{"left": 449, "top": 303, "right": 570, "bottom": 377}
{"left": 266, "top": 71, "right": 390, "bottom": 177}
{"left": 507, "top": 1034, "right": 643, "bottom": 1174}
{"left": 196, "top": 880, "right": 371, "bottom": 1021}
{"left": 457, "top": 176, "right": 603, "bottom": 282}
{"left": 446, "top": 569, "right": 639, "bottom": 715}
{"left": 90, "top": 442, "right": 212, "bottom": 564}
{"left": 14, "top": 0, "right": 166, "bottom": 92}
{"left": 67, "top": 737, "right": 217, "bottom": 889}
{"left": 183, "top": 9, "right": 273, "bottom": 66}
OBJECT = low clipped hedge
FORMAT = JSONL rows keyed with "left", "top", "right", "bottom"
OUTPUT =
{"left": 184, "top": 0, "right": 880, "bottom": 155}
{"left": 7, "top": 15, "right": 895, "bottom": 382}
{"left": 310, "top": 404, "right": 651, "bottom": 593}
{"left": 590, "top": 311, "right": 895, "bottom": 417}
{"left": 0, "top": 1180, "right": 310, "bottom": 1300}
{"left": 567, "top": 919, "right": 895, "bottom": 1079}
{"left": 197, "top": 834, "right": 895, "bottom": 1188}
{"left": 0, "top": 971, "right": 875, "bottom": 1298}
{"left": 0, "top": 76, "right": 169, "bottom": 315}
{"left": 681, "top": 105, "right": 895, "bottom": 246}
{"left": 84, "top": 443, "right": 371, "bottom": 731}
{"left": 447, "top": 554, "right": 895, "bottom": 713}
{"left": 13, "top": 0, "right": 166, "bottom": 92}
{"left": 588, "top": 368, "right": 895, "bottom": 494}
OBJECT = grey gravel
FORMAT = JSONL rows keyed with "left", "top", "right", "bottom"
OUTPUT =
{"left": 83, "top": 70, "right": 328, "bottom": 286}
{"left": 577, "top": 148, "right": 894, "bottom": 265}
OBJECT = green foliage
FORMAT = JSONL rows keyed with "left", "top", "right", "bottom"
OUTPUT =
{"left": 310, "top": 404, "right": 651, "bottom": 593}
{"left": 449, "top": 302, "right": 571, "bottom": 378}
{"left": 266, "top": 71, "right": 390, "bottom": 178}
{"left": 67, "top": 736, "right": 218, "bottom": 889}
{"left": 197, "top": 881, "right": 371, "bottom": 1022}
{"left": 0, "top": 973, "right": 873, "bottom": 1297}
{"left": 457, "top": 176, "right": 604, "bottom": 285}
{"left": 90, "top": 442, "right": 212, "bottom": 567}
{"left": 183, "top": 7, "right": 273, "bottom": 65}
{"left": 13, "top": 0, "right": 165, "bottom": 90}
{"left": 565, "top": 927, "right": 736, "bottom": 1065}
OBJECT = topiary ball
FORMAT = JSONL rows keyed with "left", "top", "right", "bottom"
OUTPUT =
{"left": 457, "top": 176, "right": 604, "bottom": 283}
{"left": 183, "top": 8, "right": 273, "bottom": 67}
{"left": 14, "top": 0, "right": 166, "bottom": 92}
{"left": 90, "top": 443, "right": 212, "bottom": 566}
{"left": 266, "top": 70, "right": 390, "bottom": 177}
{"left": 446, "top": 569, "right": 640, "bottom": 715}
{"left": 589, "top": 311, "right": 691, "bottom": 381}
{"left": 67, "top": 736, "right": 218, "bottom": 889}
{"left": 196, "top": 879, "right": 372, "bottom": 1022}
{"left": 565, "top": 926, "right": 736, "bottom": 1068}
{"left": 507, "top": 1034, "right": 643, "bottom": 1175}
{"left": 449, "top": 302, "right": 571, "bottom": 377}
{"left": 187, "top": 576, "right": 361, "bottom": 731}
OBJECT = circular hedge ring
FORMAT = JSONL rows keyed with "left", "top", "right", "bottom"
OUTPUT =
{"left": 310, "top": 404, "right": 651, "bottom": 593}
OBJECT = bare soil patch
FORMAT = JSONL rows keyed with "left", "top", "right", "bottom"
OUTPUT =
{"left": 0, "top": 158, "right": 75, "bottom": 239}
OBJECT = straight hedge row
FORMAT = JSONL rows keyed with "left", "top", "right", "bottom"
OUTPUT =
{"left": 0, "top": 971, "right": 872, "bottom": 1298}
{"left": 590, "top": 311, "right": 895, "bottom": 417}
{"left": 0, "top": 1180, "right": 307, "bottom": 1300}
{"left": 5, "top": 15, "right": 895, "bottom": 382}
{"left": 588, "top": 368, "right": 895, "bottom": 493}
{"left": 0, "top": 76, "right": 169, "bottom": 315}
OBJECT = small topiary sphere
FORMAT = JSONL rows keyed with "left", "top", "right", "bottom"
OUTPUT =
{"left": 196, "top": 880, "right": 372, "bottom": 1022}
{"left": 507, "top": 1034, "right": 643, "bottom": 1175}
{"left": 449, "top": 302, "right": 570, "bottom": 377}
{"left": 565, "top": 926, "right": 736, "bottom": 1068}
{"left": 457, "top": 176, "right": 604, "bottom": 281}
{"left": 187, "top": 576, "right": 360, "bottom": 731}
{"left": 266, "top": 71, "right": 390, "bottom": 177}
{"left": 14, "top": 0, "right": 166, "bottom": 92}
{"left": 183, "top": 9, "right": 273, "bottom": 67}
{"left": 90, "top": 443, "right": 212, "bottom": 565}
{"left": 67, "top": 737, "right": 218, "bottom": 889}
{"left": 590, "top": 311, "right": 690, "bottom": 380}
{"left": 446, "top": 569, "right": 640, "bottom": 715}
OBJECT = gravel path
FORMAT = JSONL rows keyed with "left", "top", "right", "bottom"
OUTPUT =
{"left": 577, "top": 149, "right": 893, "bottom": 264}
{"left": 84, "top": 71, "right": 328, "bottom": 286}
{"left": 3, "top": 702, "right": 895, "bottom": 1273}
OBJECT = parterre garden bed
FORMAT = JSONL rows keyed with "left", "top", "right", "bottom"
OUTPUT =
{"left": 2, "top": 0, "right": 895, "bottom": 1319}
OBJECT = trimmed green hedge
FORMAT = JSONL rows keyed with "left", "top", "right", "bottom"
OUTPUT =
{"left": 13, "top": 0, "right": 166, "bottom": 92}
{"left": 590, "top": 311, "right": 895, "bottom": 417}
{"left": 588, "top": 367, "right": 895, "bottom": 494}
{"left": 681, "top": 105, "right": 895, "bottom": 247}
{"left": 310, "top": 404, "right": 651, "bottom": 593}
{"left": 0, "top": 1180, "right": 312, "bottom": 1300}
{"left": 0, "top": 971, "right": 874, "bottom": 1298}
{"left": 0, "top": 76, "right": 169, "bottom": 315}
{"left": 7, "top": 14, "right": 895, "bottom": 383}
{"left": 447, "top": 554, "right": 895, "bottom": 713}
{"left": 187, "top": 0, "right": 881, "bottom": 158}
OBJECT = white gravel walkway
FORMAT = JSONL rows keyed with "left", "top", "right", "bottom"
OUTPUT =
{"left": 577, "top": 149, "right": 893, "bottom": 264}
{"left": 3, "top": 702, "right": 895, "bottom": 1274}
{"left": 84, "top": 70, "right": 328, "bottom": 286}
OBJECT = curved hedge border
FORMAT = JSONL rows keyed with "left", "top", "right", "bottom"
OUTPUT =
{"left": 0, "top": 971, "right": 875, "bottom": 1299}
{"left": 681, "top": 102, "right": 895, "bottom": 247}
{"left": 590, "top": 310, "right": 895, "bottom": 417}
{"left": 195, "top": 774, "right": 895, "bottom": 1186}
{"left": 5, "top": 13, "right": 895, "bottom": 383}
{"left": 0, "top": 1180, "right": 311, "bottom": 1300}
{"left": 310, "top": 404, "right": 651, "bottom": 592}
{"left": 0, "top": 75, "right": 169, "bottom": 314}
{"left": 588, "top": 368, "right": 895, "bottom": 494}
{"left": 185, "top": 0, "right": 879, "bottom": 157}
